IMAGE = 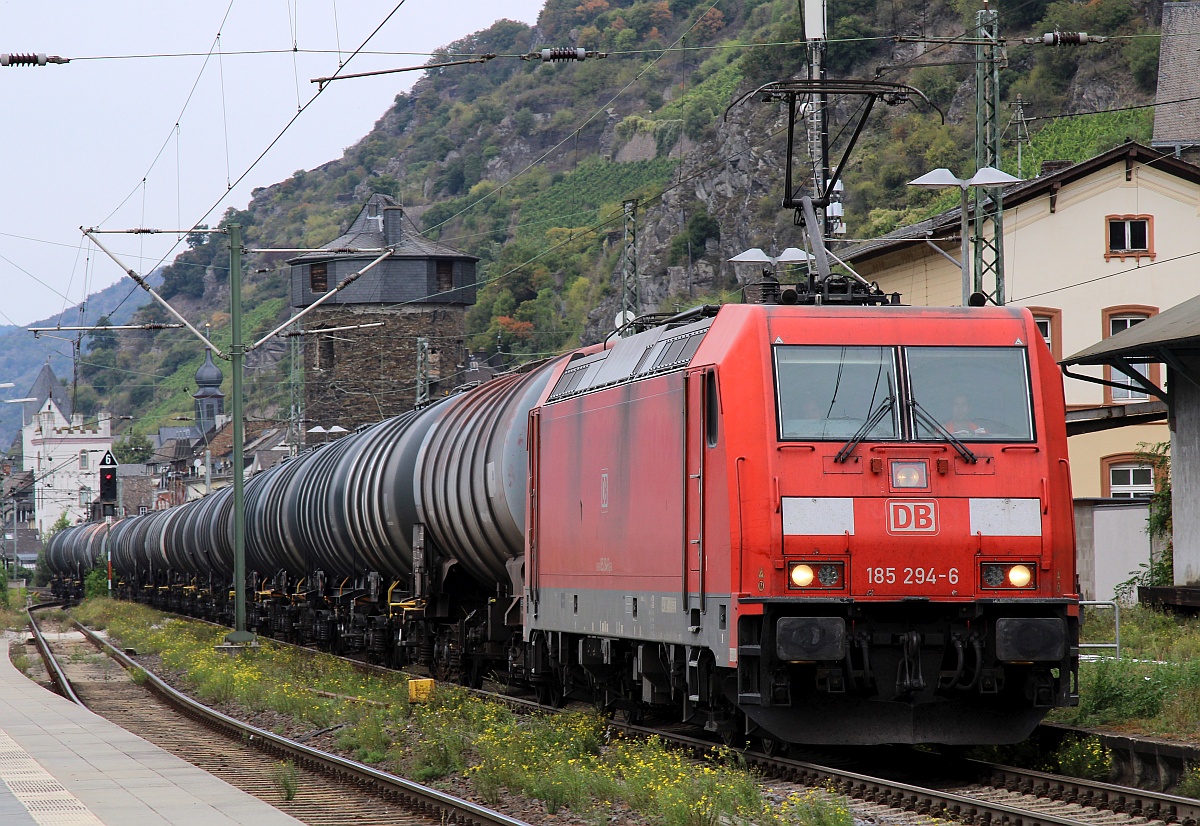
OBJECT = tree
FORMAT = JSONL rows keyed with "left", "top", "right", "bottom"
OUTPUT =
{"left": 113, "top": 432, "right": 153, "bottom": 464}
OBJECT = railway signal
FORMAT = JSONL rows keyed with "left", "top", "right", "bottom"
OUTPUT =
{"left": 98, "top": 450, "right": 117, "bottom": 517}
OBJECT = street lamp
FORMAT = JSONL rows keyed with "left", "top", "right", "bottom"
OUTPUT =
{"left": 728, "top": 247, "right": 813, "bottom": 269}
{"left": 907, "top": 166, "right": 1021, "bottom": 306}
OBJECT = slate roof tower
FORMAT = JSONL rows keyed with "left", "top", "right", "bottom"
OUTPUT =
{"left": 288, "top": 194, "right": 479, "bottom": 433}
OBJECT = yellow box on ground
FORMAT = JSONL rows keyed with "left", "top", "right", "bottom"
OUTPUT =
{"left": 408, "top": 678, "right": 435, "bottom": 703}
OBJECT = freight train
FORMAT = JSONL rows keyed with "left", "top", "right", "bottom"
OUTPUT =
{"left": 47, "top": 290, "right": 1079, "bottom": 746}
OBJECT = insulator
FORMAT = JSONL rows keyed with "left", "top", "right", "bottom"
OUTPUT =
{"left": 1039, "top": 31, "right": 1090, "bottom": 46}
{"left": 521, "top": 47, "right": 607, "bottom": 62}
{"left": 1, "top": 53, "right": 47, "bottom": 67}
{"left": 544, "top": 47, "right": 586, "bottom": 61}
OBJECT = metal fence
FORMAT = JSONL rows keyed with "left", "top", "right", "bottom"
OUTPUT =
{"left": 1079, "top": 599, "right": 1120, "bottom": 658}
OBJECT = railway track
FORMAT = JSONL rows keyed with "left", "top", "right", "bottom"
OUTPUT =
{"left": 26, "top": 604, "right": 531, "bottom": 826}
{"left": 626, "top": 723, "right": 1200, "bottom": 826}
{"left": 46, "top": 604, "right": 1200, "bottom": 826}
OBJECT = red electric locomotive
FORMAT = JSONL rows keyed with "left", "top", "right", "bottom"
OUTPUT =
{"left": 526, "top": 299, "right": 1078, "bottom": 745}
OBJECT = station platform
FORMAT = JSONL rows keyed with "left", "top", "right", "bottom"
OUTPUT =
{"left": 0, "top": 631, "right": 303, "bottom": 826}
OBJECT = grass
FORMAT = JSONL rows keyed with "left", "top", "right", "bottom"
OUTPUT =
{"left": 1039, "top": 604, "right": 1200, "bottom": 740}
{"left": 0, "top": 583, "right": 29, "bottom": 630}
{"left": 70, "top": 598, "right": 857, "bottom": 825}
{"left": 271, "top": 760, "right": 299, "bottom": 802}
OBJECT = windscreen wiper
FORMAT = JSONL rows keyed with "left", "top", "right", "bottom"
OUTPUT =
{"left": 909, "top": 398, "right": 977, "bottom": 464}
{"left": 834, "top": 395, "right": 895, "bottom": 463}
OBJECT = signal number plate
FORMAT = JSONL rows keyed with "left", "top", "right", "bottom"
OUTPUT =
{"left": 866, "top": 567, "right": 959, "bottom": 586}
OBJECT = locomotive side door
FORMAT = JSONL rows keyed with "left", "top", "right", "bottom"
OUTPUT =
{"left": 684, "top": 369, "right": 706, "bottom": 621}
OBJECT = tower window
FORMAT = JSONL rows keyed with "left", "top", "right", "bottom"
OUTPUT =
{"left": 317, "top": 336, "right": 335, "bottom": 370}
{"left": 310, "top": 262, "right": 328, "bottom": 292}
{"left": 436, "top": 260, "right": 454, "bottom": 294}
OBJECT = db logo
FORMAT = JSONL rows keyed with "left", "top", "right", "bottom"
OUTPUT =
{"left": 887, "top": 500, "right": 939, "bottom": 534}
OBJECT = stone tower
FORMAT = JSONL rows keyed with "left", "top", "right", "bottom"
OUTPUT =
{"left": 288, "top": 194, "right": 479, "bottom": 433}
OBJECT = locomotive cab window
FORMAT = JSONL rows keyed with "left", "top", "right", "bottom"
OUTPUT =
{"left": 774, "top": 346, "right": 898, "bottom": 440}
{"left": 907, "top": 347, "right": 1034, "bottom": 442}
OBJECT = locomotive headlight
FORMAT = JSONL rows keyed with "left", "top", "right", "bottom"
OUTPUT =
{"left": 817, "top": 564, "right": 840, "bottom": 586}
{"left": 981, "top": 562, "right": 1036, "bottom": 588}
{"left": 983, "top": 564, "right": 1005, "bottom": 587}
{"left": 891, "top": 461, "right": 928, "bottom": 489}
{"left": 1008, "top": 564, "right": 1033, "bottom": 588}
{"left": 790, "top": 564, "right": 815, "bottom": 587}
{"left": 787, "top": 561, "right": 844, "bottom": 589}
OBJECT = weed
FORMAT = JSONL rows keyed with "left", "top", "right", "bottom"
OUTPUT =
{"left": 129, "top": 667, "right": 149, "bottom": 686}
{"left": 1052, "top": 736, "right": 1112, "bottom": 781}
{"left": 776, "top": 789, "right": 855, "bottom": 826}
{"left": 1175, "top": 765, "right": 1200, "bottom": 799}
{"left": 271, "top": 760, "right": 298, "bottom": 802}
{"left": 11, "top": 652, "right": 30, "bottom": 676}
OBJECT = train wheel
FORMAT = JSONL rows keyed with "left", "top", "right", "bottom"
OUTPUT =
{"left": 720, "top": 728, "right": 746, "bottom": 748}
{"left": 759, "top": 736, "right": 787, "bottom": 757}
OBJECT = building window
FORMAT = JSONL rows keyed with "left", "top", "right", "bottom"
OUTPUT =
{"left": 1104, "top": 214, "right": 1155, "bottom": 262}
{"left": 79, "top": 450, "right": 88, "bottom": 470}
{"left": 310, "top": 262, "right": 328, "bottom": 292}
{"left": 1101, "top": 305, "right": 1159, "bottom": 404}
{"left": 138, "top": 506, "right": 149, "bottom": 516}
{"left": 1101, "top": 454, "right": 1156, "bottom": 498}
{"left": 1025, "top": 306, "right": 1062, "bottom": 361}
{"left": 436, "top": 260, "right": 454, "bottom": 294}
{"left": 78, "top": 486, "right": 92, "bottom": 507}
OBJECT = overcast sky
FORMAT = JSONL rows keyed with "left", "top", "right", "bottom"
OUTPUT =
{"left": 0, "top": 1, "right": 545, "bottom": 327}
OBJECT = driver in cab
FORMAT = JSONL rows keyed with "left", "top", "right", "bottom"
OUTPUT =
{"left": 944, "top": 394, "right": 987, "bottom": 436}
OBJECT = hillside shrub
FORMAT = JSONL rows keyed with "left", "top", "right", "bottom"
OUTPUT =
{"left": 668, "top": 212, "right": 721, "bottom": 265}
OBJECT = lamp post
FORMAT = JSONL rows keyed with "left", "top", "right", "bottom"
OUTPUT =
{"left": 907, "top": 166, "right": 1021, "bottom": 306}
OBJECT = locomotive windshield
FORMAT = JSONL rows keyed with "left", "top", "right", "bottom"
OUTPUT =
{"left": 908, "top": 347, "right": 1034, "bottom": 441}
{"left": 775, "top": 346, "right": 899, "bottom": 440}
{"left": 774, "top": 345, "right": 1034, "bottom": 442}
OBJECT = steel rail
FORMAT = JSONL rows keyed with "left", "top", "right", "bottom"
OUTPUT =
{"left": 26, "top": 602, "right": 83, "bottom": 706}
{"left": 976, "top": 760, "right": 1200, "bottom": 826}
{"left": 48, "top": 615, "right": 530, "bottom": 826}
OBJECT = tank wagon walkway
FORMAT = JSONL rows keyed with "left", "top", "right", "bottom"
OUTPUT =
{"left": 0, "top": 632, "right": 303, "bottom": 826}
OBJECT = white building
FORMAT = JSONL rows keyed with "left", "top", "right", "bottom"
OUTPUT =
{"left": 19, "top": 364, "right": 112, "bottom": 533}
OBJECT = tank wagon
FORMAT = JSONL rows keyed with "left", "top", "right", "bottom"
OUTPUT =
{"left": 50, "top": 297, "right": 1078, "bottom": 746}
